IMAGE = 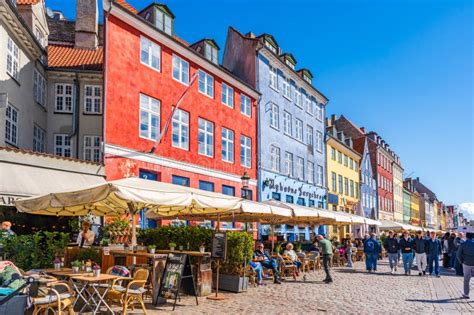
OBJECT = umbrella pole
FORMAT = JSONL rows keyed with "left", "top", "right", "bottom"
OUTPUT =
{"left": 127, "top": 203, "right": 137, "bottom": 265}
{"left": 271, "top": 224, "right": 275, "bottom": 254}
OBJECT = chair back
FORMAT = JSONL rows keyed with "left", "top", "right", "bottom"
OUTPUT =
{"left": 109, "top": 265, "right": 131, "bottom": 277}
{"left": 130, "top": 268, "right": 149, "bottom": 290}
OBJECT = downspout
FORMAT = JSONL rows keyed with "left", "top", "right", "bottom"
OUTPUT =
{"left": 102, "top": 0, "right": 113, "bottom": 165}
{"left": 255, "top": 47, "right": 263, "bottom": 240}
{"left": 69, "top": 72, "right": 80, "bottom": 159}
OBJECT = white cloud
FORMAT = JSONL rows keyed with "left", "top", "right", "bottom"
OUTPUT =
{"left": 459, "top": 203, "right": 474, "bottom": 220}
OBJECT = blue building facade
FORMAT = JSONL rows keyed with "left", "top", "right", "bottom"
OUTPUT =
{"left": 359, "top": 138, "right": 378, "bottom": 220}
{"left": 223, "top": 29, "right": 328, "bottom": 241}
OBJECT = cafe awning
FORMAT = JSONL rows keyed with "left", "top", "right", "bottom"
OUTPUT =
{"left": 380, "top": 220, "right": 423, "bottom": 231}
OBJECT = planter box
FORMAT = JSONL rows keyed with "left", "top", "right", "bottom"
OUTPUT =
{"left": 212, "top": 273, "right": 248, "bottom": 293}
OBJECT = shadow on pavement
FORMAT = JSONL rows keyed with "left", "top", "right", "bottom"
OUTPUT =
{"left": 406, "top": 297, "right": 470, "bottom": 304}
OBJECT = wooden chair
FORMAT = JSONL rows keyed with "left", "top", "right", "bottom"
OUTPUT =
{"left": 278, "top": 255, "right": 297, "bottom": 280}
{"left": 107, "top": 268, "right": 150, "bottom": 314}
{"left": 32, "top": 281, "right": 75, "bottom": 315}
{"left": 297, "top": 253, "right": 311, "bottom": 273}
{"left": 306, "top": 253, "right": 318, "bottom": 272}
{"left": 356, "top": 249, "right": 365, "bottom": 261}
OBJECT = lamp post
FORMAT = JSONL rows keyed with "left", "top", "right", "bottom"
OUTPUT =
{"left": 240, "top": 171, "right": 250, "bottom": 200}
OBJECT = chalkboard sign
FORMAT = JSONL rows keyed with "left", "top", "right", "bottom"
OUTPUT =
{"left": 211, "top": 232, "right": 227, "bottom": 260}
{"left": 156, "top": 253, "right": 198, "bottom": 310}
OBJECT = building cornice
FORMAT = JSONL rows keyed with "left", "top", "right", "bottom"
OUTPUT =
{"left": 327, "top": 135, "right": 361, "bottom": 159}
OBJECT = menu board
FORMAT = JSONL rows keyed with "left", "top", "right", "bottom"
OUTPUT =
{"left": 211, "top": 232, "right": 227, "bottom": 261}
{"left": 159, "top": 253, "right": 186, "bottom": 299}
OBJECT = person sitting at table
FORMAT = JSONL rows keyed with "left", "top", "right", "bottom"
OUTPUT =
{"left": 249, "top": 260, "right": 264, "bottom": 286}
{"left": 253, "top": 243, "right": 281, "bottom": 284}
{"left": 77, "top": 221, "right": 95, "bottom": 248}
{"left": 283, "top": 243, "right": 302, "bottom": 275}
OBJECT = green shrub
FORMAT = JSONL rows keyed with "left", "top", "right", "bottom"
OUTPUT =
{"left": 73, "top": 248, "right": 102, "bottom": 265}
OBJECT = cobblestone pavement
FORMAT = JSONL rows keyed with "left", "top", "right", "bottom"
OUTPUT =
{"left": 129, "top": 260, "right": 474, "bottom": 314}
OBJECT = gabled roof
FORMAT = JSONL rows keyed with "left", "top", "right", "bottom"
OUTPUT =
{"left": 280, "top": 52, "right": 297, "bottom": 65}
{"left": 139, "top": 2, "right": 174, "bottom": 18}
{"left": 190, "top": 38, "right": 220, "bottom": 50}
{"left": 257, "top": 33, "right": 278, "bottom": 49}
{"left": 297, "top": 68, "right": 313, "bottom": 79}
{"left": 16, "top": 0, "right": 41, "bottom": 5}
{"left": 48, "top": 45, "right": 103, "bottom": 71}
{"left": 115, "top": 0, "right": 137, "bottom": 14}
{"left": 410, "top": 178, "right": 438, "bottom": 202}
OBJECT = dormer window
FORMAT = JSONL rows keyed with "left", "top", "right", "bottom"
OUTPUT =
{"left": 155, "top": 7, "right": 173, "bottom": 35}
{"left": 286, "top": 59, "right": 295, "bottom": 69}
{"left": 205, "top": 42, "right": 218, "bottom": 64}
{"left": 265, "top": 40, "right": 277, "bottom": 53}
{"left": 303, "top": 74, "right": 312, "bottom": 84}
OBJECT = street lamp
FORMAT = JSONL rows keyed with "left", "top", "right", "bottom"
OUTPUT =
{"left": 241, "top": 170, "right": 250, "bottom": 190}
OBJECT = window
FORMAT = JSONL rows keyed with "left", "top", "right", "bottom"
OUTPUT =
{"left": 295, "top": 119, "right": 303, "bottom": 141}
{"left": 283, "top": 111, "right": 292, "bottom": 135}
{"left": 270, "top": 103, "right": 279, "bottom": 129}
{"left": 284, "top": 152, "right": 293, "bottom": 176}
{"left": 221, "top": 83, "right": 234, "bottom": 107}
{"left": 331, "top": 147, "right": 336, "bottom": 160}
{"left": 337, "top": 151, "right": 342, "bottom": 163}
{"left": 331, "top": 172, "right": 337, "bottom": 192}
{"left": 54, "top": 134, "right": 72, "bottom": 157}
{"left": 84, "top": 85, "right": 102, "bottom": 114}
{"left": 240, "top": 135, "right": 251, "bottom": 168}
{"left": 344, "top": 177, "right": 349, "bottom": 196}
{"left": 5, "top": 104, "right": 18, "bottom": 146}
{"left": 6, "top": 37, "right": 19, "bottom": 80}
{"left": 269, "top": 65, "right": 277, "bottom": 89}
{"left": 317, "top": 165, "right": 324, "bottom": 186}
{"left": 199, "top": 180, "right": 214, "bottom": 192}
{"left": 338, "top": 175, "right": 343, "bottom": 194}
{"left": 297, "top": 198, "right": 305, "bottom": 206}
{"left": 344, "top": 154, "right": 348, "bottom": 167}
{"left": 282, "top": 76, "right": 291, "bottom": 99}
{"left": 307, "top": 161, "right": 314, "bottom": 184}
{"left": 296, "top": 157, "right": 304, "bottom": 180}
{"left": 316, "top": 102, "right": 323, "bottom": 121}
{"left": 222, "top": 185, "right": 235, "bottom": 196}
{"left": 265, "top": 40, "right": 277, "bottom": 53}
{"left": 349, "top": 158, "right": 354, "bottom": 170}
{"left": 198, "top": 118, "right": 214, "bottom": 157}
{"left": 33, "top": 125, "right": 45, "bottom": 153}
{"left": 286, "top": 195, "right": 294, "bottom": 204}
{"left": 272, "top": 192, "right": 281, "bottom": 201}
{"left": 356, "top": 183, "right": 359, "bottom": 198}
{"left": 295, "top": 88, "right": 302, "bottom": 107}
{"left": 140, "top": 36, "right": 161, "bottom": 70}
{"left": 172, "top": 55, "right": 189, "bottom": 84}
{"left": 286, "top": 59, "right": 295, "bottom": 69}
{"left": 205, "top": 43, "right": 218, "bottom": 64}
{"left": 350, "top": 180, "right": 354, "bottom": 197}
{"left": 307, "top": 99, "right": 315, "bottom": 115}
{"left": 303, "top": 74, "right": 312, "bottom": 84}
{"left": 84, "top": 135, "right": 101, "bottom": 162}
{"left": 306, "top": 125, "right": 313, "bottom": 146}
{"left": 240, "top": 94, "right": 251, "bottom": 116}
{"left": 55, "top": 84, "right": 73, "bottom": 113}
{"left": 33, "top": 70, "right": 46, "bottom": 106}
{"left": 139, "top": 94, "right": 160, "bottom": 140}
{"left": 304, "top": 95, "right": 311, "bottom": 115}
{"left": 172, "top": 175, "right": 190, "bottom": 187}
{"left": 270, "top": 145, "right": 280, "bottom": 172}
{"left": 172, "top": 109, "right": 189, "bottom": 150}
{"left": 198, "top": 70, "right": 214, "bottom": 98}
{"left": 316, "top": 131, "right": 323, "bottom": 152}
{"left": 221, "top": 127, "right": 234, "bottom": 163}
{"left": 156, "top": 9, "right": 173, "bottom": 35}
{"left": 309, "top": 199, "right": 315, "bottom": 207}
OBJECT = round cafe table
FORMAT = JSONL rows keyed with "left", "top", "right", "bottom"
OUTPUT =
{"left": 70, "top": 273, "right": 118, "bottom": 314}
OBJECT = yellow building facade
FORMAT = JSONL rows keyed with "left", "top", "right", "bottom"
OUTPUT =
{"left": 410, "top": 192, "right": 421, "bottom": 226}
{"left": 326, "top": 131, "right": 361, "bottom": 240}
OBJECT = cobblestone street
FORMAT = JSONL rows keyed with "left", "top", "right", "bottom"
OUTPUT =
{"left": 143, "top": 260, "right": 474, "bottom": 314}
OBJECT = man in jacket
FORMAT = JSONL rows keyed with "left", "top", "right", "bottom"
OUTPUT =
{"left": 414, "top": 230, "right": 428, "bottom": 276}
{"left": 426, "top": 231, "right": 442, "bottom": 277}
{"left": 457, "top": 232, "right": 474, "bottom": 298}
{"left": 364, "top": 233, "right": 381, "bottom": 272}
{"left": 399, "top": 230, "right": 415, "bottom": 275}
{"left": 383, "top": 231, "right": 400, "bottom": 274}
{"left": 317, "top": 235, "right": 333, "bottom": 283}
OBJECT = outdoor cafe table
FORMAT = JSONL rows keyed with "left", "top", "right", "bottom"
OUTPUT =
{"left": 70, "top": 273, "right": 118, "bottom": 315}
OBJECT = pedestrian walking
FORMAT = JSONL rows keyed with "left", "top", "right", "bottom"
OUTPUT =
{"left": 414, "top": 230, "right": 428, "bottom": 276}
{"left": 426, "top": 231, "right": 442, "bottom": 277}
{"left": 400, "top": 231, "right": 415, "bottom": 275}
{"left": 448, "top": 233, "right": 458, "bottom": 269}
{"left": 455, "top": 232, "right": 465, "bottom": 276}
{"left": 345, "top": 239, "right": 353, "bottom": 268}
{"left": 457, "top": 231, "right": 474, "bottom": 299}
{"left": 317, "top": 235, "right": 333, "bottom": 283}
{"left": 364, "top": 233, "right": 381, "bottom": 272}
{"left": 442, "top": 232, "right": 450, "bottom": 268}
{"left": 383, "top": 230, "right": 400, "bottom": 274}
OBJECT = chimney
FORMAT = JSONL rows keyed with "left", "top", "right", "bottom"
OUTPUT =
{"left": 75, "top": 0, "right": 98, "bottom": 49}
{"left": 246, "top": 32, "right": 256, "bottom": 38}
{"left": 360, "top": 127, "right": 365, "bottom": 133}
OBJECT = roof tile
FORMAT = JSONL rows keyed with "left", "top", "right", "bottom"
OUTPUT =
{"left": 48, "top": 44, "right": 103, "bottom": 71}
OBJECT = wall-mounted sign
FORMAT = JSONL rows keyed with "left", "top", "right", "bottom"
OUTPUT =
{"left": 261, "top": 172, "right": 326, "bottom": 202}
{"left": 0, "top": 195, "right": 21, "bottom": 207}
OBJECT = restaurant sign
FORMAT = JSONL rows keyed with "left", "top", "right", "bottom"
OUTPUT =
{"left": 261, "top": 171, "right": 326, "bottom": 202}
{"left": 0, "top": 195, "right": 22, "bottom": 207}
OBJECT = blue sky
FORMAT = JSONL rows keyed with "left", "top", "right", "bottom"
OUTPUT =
{"left": 47, "top": 0, "right": 473, "bottom": 206}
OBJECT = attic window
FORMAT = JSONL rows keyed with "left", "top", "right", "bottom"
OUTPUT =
{"left": 303, "top": 74, "right": 312, "bottom": 84}
{"left": 265, "top": 40, "right": 277, "bottom": 54}
{"left": 156, "top": 8, "right": 173, "bottom": 35}
{"left": 205, "top": 43, "right": 218, "bottom": 64}
{"left": 285, "top": 59, "right": 295, "bottom": 70}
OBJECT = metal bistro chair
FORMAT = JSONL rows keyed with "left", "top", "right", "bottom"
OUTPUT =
{"left": 107, "top": 268, "right": 150, "bottom": 314}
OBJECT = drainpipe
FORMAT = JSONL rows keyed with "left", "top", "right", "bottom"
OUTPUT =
{"left": 255, "top": 47, "right": 263, "bottom": 239}
{"left": 69, "top": 72, "right": 80, "bottom": 159}
{"left": 102, "top": 0, "right": 113, "bottom": 164}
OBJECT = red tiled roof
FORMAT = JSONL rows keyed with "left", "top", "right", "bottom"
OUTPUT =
{"left": 173, "top": 35, "right": 189, "bottom": 46}
{"left": 115, "top": 0, "right": 138, "bottom": 13}
{"left": 0, "top": 146, "right": 102, "bottom": 166}
{"left": 16, "top": 0, "right": 41, "bottom": 5}
{"left": 48, "top": 44, "right": 103, "bottom": 71}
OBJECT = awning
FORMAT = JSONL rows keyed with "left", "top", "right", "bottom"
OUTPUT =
{"left": 380, "top": 220, "right": 423, "bottom": 231}
{"left": 0, "top": 148, "right": 105, "bottom": 206}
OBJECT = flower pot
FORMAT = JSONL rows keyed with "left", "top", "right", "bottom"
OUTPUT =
{"left": 149, "top": 248, "right": 156, "bottom": 254}
{"left": 199, "top": 246, "right": 205, "bottom": 253}
{"left": 54, "top": 263, "right": 61, "bottom": 270}
{"left": 85, "top": 266, "right": 92, "bottom": 273}
{"left": 169, "top": 247, "right": 175, "bottom": 251}
{"left": 72, "top": 266, "right": 80, "bottom": 273}
{"left": 212, "top": 273, "right": 248, "bottom": 293}
{"left": 93, "top": 269, "right": 101, "bottom": 277}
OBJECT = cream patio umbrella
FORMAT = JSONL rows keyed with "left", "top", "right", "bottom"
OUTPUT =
{"left": 15, "top": 177, "right": 242, "bottom": 246}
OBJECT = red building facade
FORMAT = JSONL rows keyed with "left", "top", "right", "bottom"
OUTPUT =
{"left": 103, "top": 2, "right": 259, "bottom": 218}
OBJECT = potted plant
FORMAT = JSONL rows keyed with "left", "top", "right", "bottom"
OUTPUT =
{"left": 53, "top": 257, "right": 61, "bottom": 270}
{"left": 295, "top": 243, "right": 302, "bottom": 253}
{"left": 71, "top": 260, "right": 82, "bottom": 273}
{"left": 92, "top": 264, "right": 101, "bottom": 277}
{"left": 148, "top": 244, "right": 156, "bottom": 254}
{"left": 168, "top": 242, "right": 176, "bottom": 251}
{"left": 274, "top": 243, "right": 282, "bottom": 255}
{"left": 199, "top": 243, "right": 205, "bottom": 253}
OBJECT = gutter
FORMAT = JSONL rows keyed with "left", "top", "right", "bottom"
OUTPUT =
{"left": 69, "top": 72, "right": 81, "bottom": 159}
{"left": 102, "top": 0, "right": 113, "bottom": 165}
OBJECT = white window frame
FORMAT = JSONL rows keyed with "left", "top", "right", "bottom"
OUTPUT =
{"left": 295, "top": 88, "right": 302, "bottom": 108}
{"left": 240, "top": 135, "right": 251, "bottom": 168}
{"left": 198, "top": 118, "right": 214, "bottom": 157}
{"left": 306, "top": 125, "right": 314, "bottom": 146}
{"left": 316, "top": 102, "right": 323, "bottom": 121}
{"left": 84, "top": 135, "right": 102, "bottom": 162}
{"left": 5, "top": 104, "right": 18, "bottom": 146}
{"left": 317, "top": 165, "right": 324, "bottom": 186}
{"left": 139, "top": 94, "right": 160, "bottom": 140}
{"left": 240, "top": 94, "right": 251, "bottom": 117}
{"left": 172, "top": 54, "right": 189, "bottom": 85}
{"left": 6, "top": 36, "right": 19, "bottom": 80}
{"left": 308, "top": 99, "right": 316, "bottom": 116}
{"left": 316, "top": 131, "right": 323, "bottom": 152}
{"left": 307, "top": 162, "right": 314, "bottom": 184}
{"left": 304, "top": 95, "right": 312, "bottom": 115}
{"left": 295, "top": 119, "right": 303, "bottom": 141}
{"left": 221, "top": 83, "right": 234, "bottom": 108}
{"left": 296, "top": 157, "right": 304, "bottom": 180}
{"left": 221, "top": 127, "right": 234, "bottom": 163}
{"left": 54, "top": 134, "right": 72, "bottom": 157}
{"left": 282, "top": 76, "right": 291, "bottom": 100}
{"left": 205, "top": 43, "right": 218, "bottom": 64}
{"left": 270, "top": 103, "right": 279, "bottom": 129}
{"left": 33, "top": 70, "right": 46, "bottom": 106}
{"left": 55, "top": 83, "right": 74, "bottom": 113}
{"left": 198, "top": 70, "right": 214, "bottom": 98}
{"left": 283, "top": 111, "right": 292, "bottom": 136}
{"left": 156, "top": 9, "right": 173, "bottom": 35}
{"left": 140, "top": 36, "right": 161, "bottom": 71}
{"left": 172, "top": 108, "right": 189, "bottom": 150}
{"left": 269, "top": 65, "right": 278, "bottom": 90}
{"left": 84, "top": 85, "right": 102, "bottom": 114}
{"left": 33, "top": 125, "right": 46, "bottom": 153}
{"left": 284, "top": 152, "right": 293, "bottom": 177}
{"left": 270, "top": 145, "right": 280, "bottom": 172}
